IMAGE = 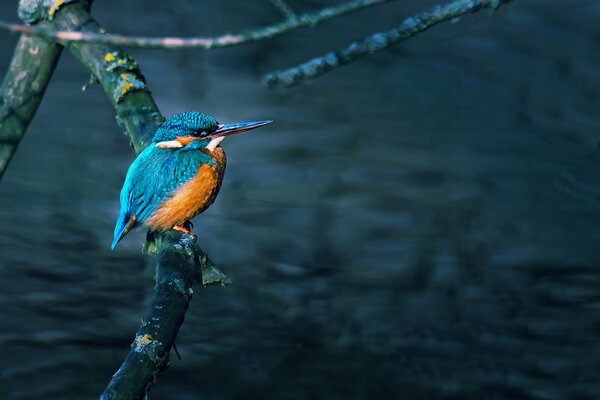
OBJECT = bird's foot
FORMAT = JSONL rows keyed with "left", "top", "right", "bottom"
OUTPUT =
{"left": 183, "top": 220, "right": 194, "bottom": 231}
{"left": 173, "top": 224, "right": 195, "bottom": 237}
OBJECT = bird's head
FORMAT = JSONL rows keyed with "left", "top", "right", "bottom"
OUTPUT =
{"left": 153, "top": 111, "right": 272, "bottom": 151}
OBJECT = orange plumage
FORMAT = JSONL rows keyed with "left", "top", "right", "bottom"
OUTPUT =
{"left": 112, "top": 112, "right": 271, "bottom": 250}
{"left": 145, "top": 147, "right": 226, "bottom": 231}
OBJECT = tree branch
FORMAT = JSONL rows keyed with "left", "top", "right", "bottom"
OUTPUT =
{"left": 0, "top": 0, "right": 393, "bottom": 50}
{"left": 0, "top": 35, "right": 62, "bottom": 180}
{"left": 45, "top": 1, "right": 163, "bottom": 152}
{"left": 101, "top": 231, "right": 227, "bottom": 400}
{"left": 270, "top": 0, "right": 297, "bottom": 21}
{"left": 263, "top": 0, "right": 512, "bottom": 87}
{"left": 16, "top": 1, "right": 227, "bottom": 398}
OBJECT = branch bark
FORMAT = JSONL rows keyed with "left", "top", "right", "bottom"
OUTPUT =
{"left": 46, "top": 1, "right": 162, "bottom": 152}
{"left": 101, "top": 231, "right": 227, "bottom": 400}
{"left": 0, "top": 35, "right": 62, "bottom": 179}
{"left": 0, "top": 0, "right": 393, "bottom": 50}
{"left": 263, "top": 0, "right": 512, "bottom": 87}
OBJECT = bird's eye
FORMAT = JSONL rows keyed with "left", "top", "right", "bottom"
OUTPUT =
{"left": 191, "top": 129, "right": 208, "bottom": 137}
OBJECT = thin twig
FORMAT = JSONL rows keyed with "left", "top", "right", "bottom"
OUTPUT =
{"left": 271, "top": 0, "right": 297, "bottom": 20}
{"left": 263, "top": 0, "right": 512, "bottom": 87}
{"left": 0, "top": 0, "right": 393, "bottom": 49}
{"left": 0, "top": 35, "right": 62, "bottom": 180}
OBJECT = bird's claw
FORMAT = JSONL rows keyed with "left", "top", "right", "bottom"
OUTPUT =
{"left": 173, "top": 224, "right": 195, "bottom": 237}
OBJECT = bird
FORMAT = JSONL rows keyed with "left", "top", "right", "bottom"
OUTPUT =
{"left": 111, "top": 111, "right": 272, "bottom": 249}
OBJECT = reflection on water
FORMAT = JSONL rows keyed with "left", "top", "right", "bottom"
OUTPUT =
{"left": 1, "top": 0, "right": 599, "bottom": 399}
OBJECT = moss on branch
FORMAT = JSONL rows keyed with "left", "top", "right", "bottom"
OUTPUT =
{"left": 0, "top": 0, "right": 394, "bottom": 50}
{"left": 45, "top": 1, "right": 163, "bottom": 152}
{"left": 263, "top": 0, "right": 513, "bottom": 87}
{"left": 101, "top": 231, "right": 213, "bottom": 400}
{"left": 0, "top": 35, "right": 62, "bottom": 179}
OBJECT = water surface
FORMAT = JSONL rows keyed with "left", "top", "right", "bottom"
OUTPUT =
{"left": 1, "top": 1, "right": 599, "bottom": 399}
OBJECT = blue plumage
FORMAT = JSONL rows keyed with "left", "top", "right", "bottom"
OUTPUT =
{"left": 153, "top": 112, "right": 219, "bottom": 142}
{"left": 112, "top": 145, "right": 214, "bottom": 249}
{"left": 112, "top": 111, "right": 271, "bottom": 249}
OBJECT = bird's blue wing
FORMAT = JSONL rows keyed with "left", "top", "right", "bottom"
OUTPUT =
{"left": 111, "top": 146, "right": 213, "bottom": 249}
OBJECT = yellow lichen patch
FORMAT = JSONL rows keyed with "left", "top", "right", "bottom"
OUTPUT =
{"left": 104, "top": 51, "right": 140, "bottom": 73}
{"left": 113, "top": 72, "right": 146, "bottom": 103}
{"left": 132, "top": 333, "right": 165, "bottom": 363}
{"left": 104, "top": 52, "right": 116, "bottom": 63}
{"left": 135, "top": 333, "right": 154, "bottom": 347}
{"left": 48, "top": 0, "right": 64, "bottom": 20}
{"left": 119, "top": 73, "right": 135, "bottom": 96}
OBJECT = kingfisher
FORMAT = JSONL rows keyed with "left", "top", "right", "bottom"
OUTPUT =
{"left": 111, "top": 111, "right": 272, "bottom": 249}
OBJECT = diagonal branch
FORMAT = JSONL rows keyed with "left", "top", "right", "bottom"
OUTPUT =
{"left": 0, "top": 0, "right": 394, "bottom": 50}
{"left": 102, "top": 231, "right": 227, "bottom": 400}
{"left": 44, "top": 1, "right": 163, "bottom": 152}
{"left": 24, "top": 1, "right": 228, "bottom": 398}
{"left": 0, "top": 35, "right": 62, "bottom": 180}
{"left": 263, "top": 0, "right": 513, "bottom": 87}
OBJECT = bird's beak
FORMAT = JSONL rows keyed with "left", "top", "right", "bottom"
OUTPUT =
{"left": 208, "top": 120, "right": 273, "bottom": 139}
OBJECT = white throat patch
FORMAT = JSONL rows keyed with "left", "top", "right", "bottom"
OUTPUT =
{"left": 155, "top": 140, "right": 183, "bottom": 149}
{"left": 206, "top": 136, "right": 224, "bottom": 152}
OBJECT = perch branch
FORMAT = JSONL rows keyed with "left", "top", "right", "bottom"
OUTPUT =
{"left": 263, "top": 0, "right": 513, "bottom": 87}
{"left": 101, "top": 231, "right": 227, "bottom": 400}
{"left": 0, "top": 0, "right": 393, "bottom": 50}
{"left": 25, "top": 2, "right": 228, "bottom": 398}
{"left": 45, "top": 1, "right": 163, "bottom": 152}
{"left": 0, "top": 35, "right": 62, "bottom": 180}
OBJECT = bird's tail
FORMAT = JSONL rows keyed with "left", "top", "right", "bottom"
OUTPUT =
{"left": 112, "top": 213, "right": 136, "bottom": 250}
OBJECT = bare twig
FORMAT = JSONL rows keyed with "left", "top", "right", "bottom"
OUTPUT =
{"left": 0, "top": 0, "right": 393, "bottom": 50}
{"left": 263, "top": 0, "right": 512, "bottom": 87}
{"left": 0, "top": 35, "right": 62, "bottom": 180}
{"left": 271, "top": 0, "right": 297, "bottom": 21}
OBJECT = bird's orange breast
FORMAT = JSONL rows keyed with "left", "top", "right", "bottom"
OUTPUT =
{"left": 145, "top": 147, "right": 226, "bottom": 231}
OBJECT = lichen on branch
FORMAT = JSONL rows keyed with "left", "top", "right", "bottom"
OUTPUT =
{"left": 263, "top": 0, "right": 512, "bottom": 87}
{"left": 0, "top": 0, "right": 394, "bottom": 49}
{"left": 18, "top": 0, "right": 78, "bottom": 24}
{"left": 40, "top": 0, "right": 162, "bottom": 152}
{"left": 3, "top": 1, "right": 229, "bottom": 399}
{"left": 0, "top": 35, "right": 62, "bottom": 179}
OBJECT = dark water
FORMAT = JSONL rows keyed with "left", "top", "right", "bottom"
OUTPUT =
{"left": 1, "top": 1, "right": 600, "bottom": 399}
